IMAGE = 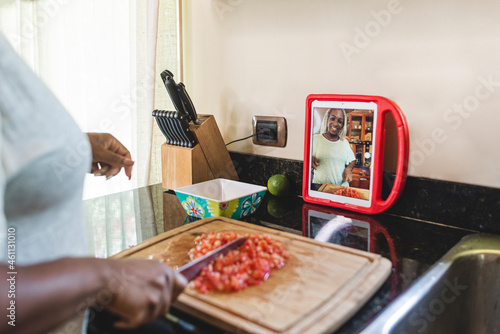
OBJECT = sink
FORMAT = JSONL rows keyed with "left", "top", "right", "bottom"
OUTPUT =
{"left": 361, "top": 233, "right": 500, "bottom": 334}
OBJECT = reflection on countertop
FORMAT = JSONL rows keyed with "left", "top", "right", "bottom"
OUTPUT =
{"left": 83, "top": 183, "right": 474, "bottom": 334}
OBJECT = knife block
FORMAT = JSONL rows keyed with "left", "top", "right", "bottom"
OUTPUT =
{"left": 161, "top": 114, "right": 239, "bottom": 190}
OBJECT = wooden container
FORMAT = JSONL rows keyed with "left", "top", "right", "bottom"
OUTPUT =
{"left": 161, "top": 114, "right": 238, "bottom": 190}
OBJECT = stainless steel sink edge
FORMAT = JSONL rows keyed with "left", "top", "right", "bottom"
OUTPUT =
{"left": 360, "top": 233, "right": 500, "bottom": 334}
{"left": 360, "top": 261, "right": 451, "bottom": 334}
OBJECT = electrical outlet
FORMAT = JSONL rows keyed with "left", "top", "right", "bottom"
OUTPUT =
{"left": 256, "top": 120, "right": 278, "bottom": 143}
{"left": 252, "top": 116, "right": 287, "bottom": 147}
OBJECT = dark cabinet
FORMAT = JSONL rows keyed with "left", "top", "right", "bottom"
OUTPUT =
{"left": 347, "top": 111, "right": 373, "bottom": 168}
{"left": 347, "top": 111, "right": 373, "bottom": 190}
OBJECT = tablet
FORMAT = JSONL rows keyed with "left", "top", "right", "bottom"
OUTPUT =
{"left": 303, "top": 94, "right": 409, "bottom": 214}
{"left": 307, "top": 100, "right": 377, "bottom": 208}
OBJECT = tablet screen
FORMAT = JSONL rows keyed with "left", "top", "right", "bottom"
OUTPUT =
{"left": 306, "top": 100, "right": 378, "bottom": 208}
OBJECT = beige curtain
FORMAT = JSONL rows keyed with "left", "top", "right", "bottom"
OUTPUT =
{"left": 149, "top": 0, "right": 181, "bottom": 187}
{"left": 0, "top": 0, "right": 180, "bottom": 198}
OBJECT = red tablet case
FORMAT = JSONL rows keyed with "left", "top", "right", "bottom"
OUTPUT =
{"left": 303, "top": 94, "right": 409, "bottom": 214}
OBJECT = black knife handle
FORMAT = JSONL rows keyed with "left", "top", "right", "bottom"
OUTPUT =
{"left": 161, "top": 111, "right": 177, "bottom": 146}
{"left": 160, "top": 70, "right": 189, "bottom": 119}
{"left": 152, "top": 110, "right": 172, "bottom": 145}
{"left": 168, "top": 111, "right": 189, "bottom": 148}
{"left": 174, "top": 112, "right": 197, "bottom": 148}
{"left": 177, "top": 82, "right": 199, "bottom": 124}
{"left": 164, "top": 111, "right": 182, "bottom": 147}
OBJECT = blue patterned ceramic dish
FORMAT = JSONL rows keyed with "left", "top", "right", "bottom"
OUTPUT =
{"left": 174, "top": 179, "right": 267, "bottom": 219}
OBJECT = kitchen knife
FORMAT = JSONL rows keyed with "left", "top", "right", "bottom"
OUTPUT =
{"left": 177, "top": 82, "right": 199, "bottom": 124}
{"left": 160, "top": 110, "right": 176, "bottom": 146}
{"left": 152, "top": 110, "right": 172, "bottom": 145}
{"left": 173, "top": 112, "right": 197, "bottom": 148}
{"left": 163, "top": 111, "right": 178, "bottom": 146}
{"left": 177, "top": 237, "right": 248, "bottom": 282}
{"left": 153, "top": 110, "right": 171, "bottom": 144}
{"left": 158, "top": 110, "right": 176, "bottom": 146}
{"left": 166, "top": 110, "right": 186, "bottom": 147}
{"left": 168, "top": 111, "right": 189, "bottom": 147}
{"left": 160, "top": 70, "right": 189, "bottom": 120}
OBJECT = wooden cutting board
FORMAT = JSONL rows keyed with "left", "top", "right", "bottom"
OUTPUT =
{"left": 112, "top": 217, "right": 391, "bottom": 334}
{"left": 318, "top": 184, "right": 370, "bottom": 200}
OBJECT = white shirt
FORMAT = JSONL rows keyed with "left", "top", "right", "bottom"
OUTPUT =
{"left": 0, "top": 34, "right": 91, "bottom": 333}
{"left": 0, "top": 33, "right": 91, "bottom": 264}
{"left": 312, "top": 134, "right": 356, "bottom": 186}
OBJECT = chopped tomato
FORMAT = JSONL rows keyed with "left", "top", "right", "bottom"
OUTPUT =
{"left": 188, "top": 232, "right": 289, "bottom": 294}
{"left": 335, "top": 187, "right": 362, "bottom": 199}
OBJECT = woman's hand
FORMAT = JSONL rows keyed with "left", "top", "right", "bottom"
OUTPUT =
{"left": 312, "top": 155, "right": 319, "bottom": 170}
{"left": 343, "top": 160, "right": 356, "bottom": 183}
{"left": 4, "top": 258, "right": 187, "bottom": 334}
{"left": 99, "top": 259, "right": 188, "bottom": 329}
{"left": 87, "top": 133, "right": 134, "bottom": 180}
{"left": 343, "top": 170, "right": 353, "bottom": 183}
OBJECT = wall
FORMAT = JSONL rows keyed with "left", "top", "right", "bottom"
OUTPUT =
{"left": 182, "top": 0, "right": 500, "bottom": 189}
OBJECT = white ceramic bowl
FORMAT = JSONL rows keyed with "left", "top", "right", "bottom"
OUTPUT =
{"left": 175, "top": 178, "right": 267, "bottom": 219}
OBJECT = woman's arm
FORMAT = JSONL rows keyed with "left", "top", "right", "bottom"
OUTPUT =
{"left": 343, "top": 160, "right": 356, "bottom": 183}
{"left": 312, "top": 155, "right": 319, "bottom": 169}
{"left": 1, "top": 257, "right": 187, "bottom": 334}
{"left": 87, "top": 133, "right": 135, "bottom": 180}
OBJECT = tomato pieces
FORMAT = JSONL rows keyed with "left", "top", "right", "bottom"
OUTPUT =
{"left": 188, "top": 232, "right": 289, "bottom": 294}
{"left": 335, "top": 187, "right": 361, "bottom": 199}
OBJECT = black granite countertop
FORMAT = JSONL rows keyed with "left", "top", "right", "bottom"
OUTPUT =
{"left": 84, "top": 183, "right": 476, "bottom": 334}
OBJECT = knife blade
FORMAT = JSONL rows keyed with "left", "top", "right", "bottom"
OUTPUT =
{"left": 177, "top": 237, "right": 248, "bottom": 282}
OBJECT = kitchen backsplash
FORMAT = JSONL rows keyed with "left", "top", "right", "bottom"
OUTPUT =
{"left": 229, "top": 152, "right": 500, "bottom": 235}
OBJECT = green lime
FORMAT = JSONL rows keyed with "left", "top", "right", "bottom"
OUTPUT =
{"left": 267, "top": 174, "right": 290, "bottom": 197}
{"left": 267, "top": 197, "right": 288, "bottom": 218}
